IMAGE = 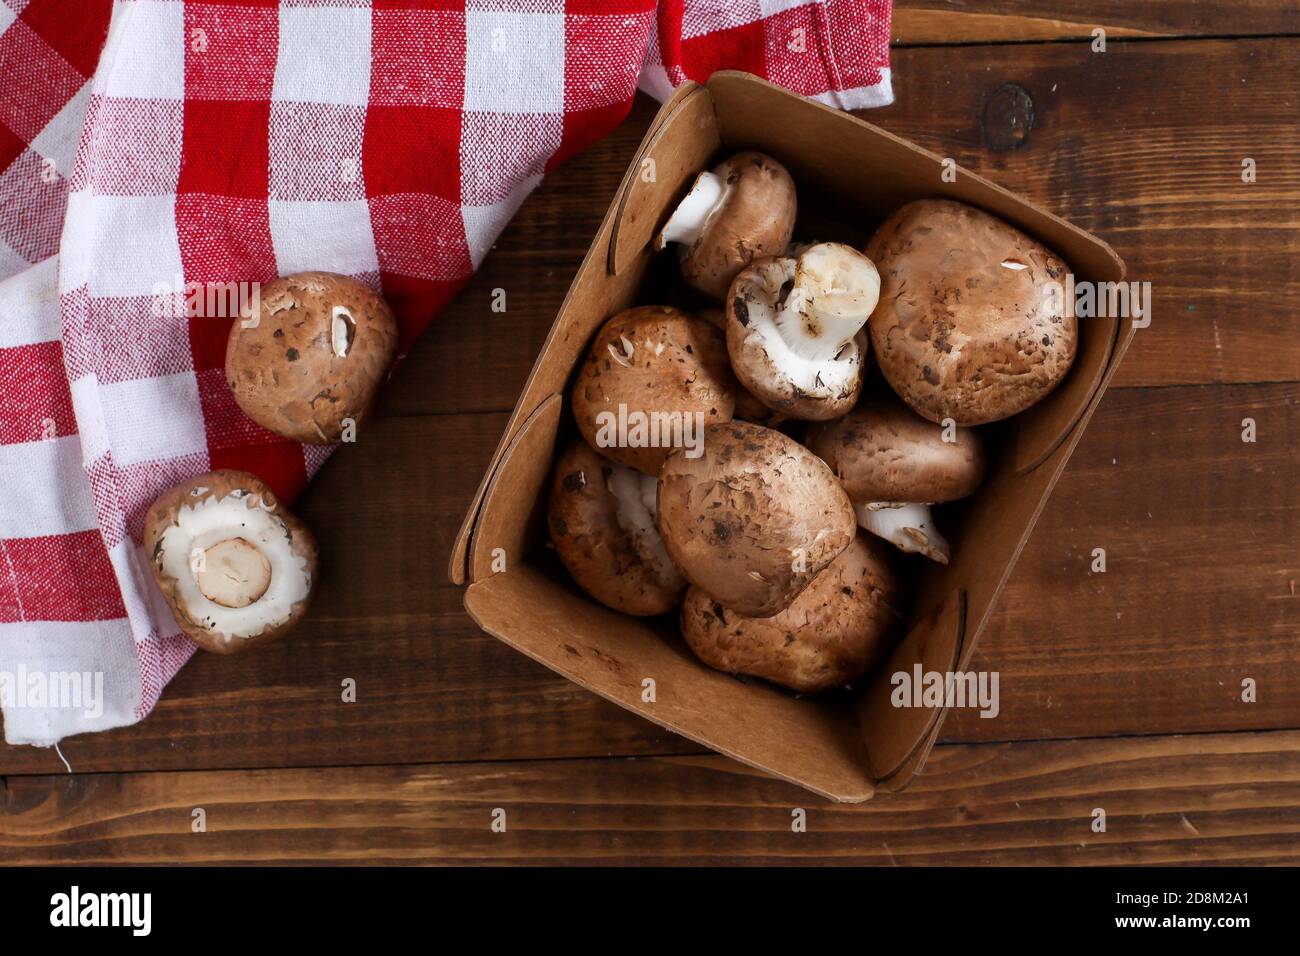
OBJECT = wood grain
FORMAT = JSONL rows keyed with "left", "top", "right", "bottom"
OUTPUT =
{"left": 3, "top": 381, "right": 1294, "bottom": 775}
{"left": 4, "top": 730, "right": 1298, "bottom": 864}
{"left": 892, "top": 0, "right": 1300, "bottom": 45}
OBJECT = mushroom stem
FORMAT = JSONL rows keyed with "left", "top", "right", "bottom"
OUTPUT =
{"left": 606, "top": 464, "right": 677, "bottom": 585}
{"left": 657, "top": 171, "right": 726, "bottom": 250}
{"left": 195, "top": 537, "right": 272, "bottom": 608}
{"left": 854, "top": 501, "right": 950, "bottom": 564}
{"left": 774, "top": 243, "right": 881, "bottom": 362}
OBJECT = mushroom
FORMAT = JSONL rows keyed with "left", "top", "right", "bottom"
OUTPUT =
{"left": 570, "top": 305, "right": 737, "bottom": 475}
{"left": 657, "top": 421, "right": 856, "bottom": 617}
{"left": 697, "top": 305, "right": 787, "bottom": 428}
{"left": 680, "top": 533, "right": 904, "bottom": 692}
{"left": 807, "top": 400, "right": 985, "bottom": 563}
{"left": 727, "top": 242, "right": 880, "bottom": 421}
{"left": 548, "top": 440, "right": 686, "bottom": 615}
{"left": 143, "top": 470, "right": 318, "bottom": 654}
{"left": 866, "top": 199, "right": 1076, "bottom": 425}
{"left": 226, "top": 271, "right": 400, "bottom": 443}
{"left": 656, "top": 151, "right": 797, "bottom": 301}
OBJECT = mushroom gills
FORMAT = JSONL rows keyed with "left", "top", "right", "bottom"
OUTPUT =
{"left": 736, "top": 257, "right": 863, "bottom": 399}
{"left": 158, "top": 493, "right": 313, "bottom": 639}
{"left": 854, "top": 501, "right": 950, "bottom": 564}
{"left": 773, "top": 243, "right": 880, "bottom": 362}
{"left": 605, "top": 463, "right": 678, "bottom": 586}
{"left": 657, "top": 171, "right": 728, "bottom": 250}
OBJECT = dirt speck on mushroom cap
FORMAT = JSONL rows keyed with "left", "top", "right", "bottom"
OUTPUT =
{"left": 866, "top": 198, "right": 1076, "bottom": 425}
{"left": 656, "top": 421, "right": 855, "bottom": 617}
{"left": 225, "top": 271, "right": 399, "bottom": 444}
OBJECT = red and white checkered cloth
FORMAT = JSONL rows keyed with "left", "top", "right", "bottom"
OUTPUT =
{"left": 0, "top": 0, "right": 891, "bottom": 748}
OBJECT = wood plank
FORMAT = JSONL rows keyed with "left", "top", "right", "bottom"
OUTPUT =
{"left": 4, "top": 730, "right": 1299, "bottom": 864}
{"left": 384, "top": 38, "right": 1300, "bottom": 421}
{"left": 892, "top": 1, "right": 1300, "bottom": 45}
{"left": 3, "top": 381, "right": 1294, "bottom": 775}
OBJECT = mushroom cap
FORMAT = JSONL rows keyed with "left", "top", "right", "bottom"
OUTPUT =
{"left": 866, "top": 199, "right": 1076, "bottom": 425}
{"left": 726, "top": 253, "right": 868, "bottom": 421}
{"left": 143, "top": 469, "right": 318, "bottom": 655}
{"left": 548, "top": 440, "right": 686, "bottom": 616}
{"left": 680, "top": 533, "right": 904, "bottom": 693}
{"left": 676, "top": 151, "right": 797, "bottom": 301}
{"left": 806, "top": 400, "right": 985, "bottom": 504}
{"left": 226, "top": 271, "right": 399, "bottom": 444}
{"left": 657, "top": 421, "right": 856, "bottom": 617}
{"left": 571, "top": 305, "right": 737, "bottom": 475}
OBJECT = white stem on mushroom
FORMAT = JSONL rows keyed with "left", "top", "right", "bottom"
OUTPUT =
{"left": 773, "top": 243, "right": 881, "bottom": 362}
{"left": 733, "top": 256, "right": 864, "bottom": 401}
{"left": 854, "top": 501, "right": 951, "bottom": 565}
{"left": 657, "top": 171, "right": 728, "bottom": 250}
{"left": 606, "top": 464, "right": 680, "bottom": 587}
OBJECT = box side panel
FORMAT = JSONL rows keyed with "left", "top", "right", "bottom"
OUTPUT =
{"left": 468, "top": 394, "right": 563, "bottom": 583}
{"left": 465, "top": 565, "right": 876, "bottom": 803}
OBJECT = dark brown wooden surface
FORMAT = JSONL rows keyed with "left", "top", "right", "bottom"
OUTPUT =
{"left": 5, "top": 731, "right": 1300, "bottom": 864}
{"left": 3, "top": 5, "right": 1299, "bottom": 864}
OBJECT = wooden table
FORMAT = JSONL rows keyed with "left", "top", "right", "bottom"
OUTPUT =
{"left": 3, "top": 2, "right": 1298, "bottom": 865}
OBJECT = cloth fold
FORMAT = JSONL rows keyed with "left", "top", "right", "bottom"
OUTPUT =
{"left": 0, "top": 0, "right": 892, "bottom": 747}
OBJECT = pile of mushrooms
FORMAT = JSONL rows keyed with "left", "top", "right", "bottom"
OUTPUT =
{"left": 550, "top": 153, "right": 1077, "bottom": 693}
{"left": 144, "top": 272, "right": 400, "bottom": 654}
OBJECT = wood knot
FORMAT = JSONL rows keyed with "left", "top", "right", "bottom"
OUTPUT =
{"left": 981, "top": 83, "right": 1034, "bottom": 152}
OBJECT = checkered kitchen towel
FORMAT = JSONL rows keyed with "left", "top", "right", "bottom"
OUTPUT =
{"left": 0, "top": 0, "right": 892, "bottom": 748}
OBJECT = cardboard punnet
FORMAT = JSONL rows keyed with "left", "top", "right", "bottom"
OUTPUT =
{"left": 450, "top": 72, "right": 1134, "bottom": 802}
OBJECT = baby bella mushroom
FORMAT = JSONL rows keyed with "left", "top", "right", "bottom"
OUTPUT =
{"left": 548, "top": 440, "right": 686, "bottom": 616}
{"left": 807, "top": 400, "right": 985, "bottom": 563}
{"left": 727, "top": 242, "right": 880, "bottom": 421}
{"left": 657, "top": 421, "right": 856, "bottom": 617}
{"left": 656, "top": 151, "right": 798, "bottom": 301}
{"left": 680, "top": 533, "right": 904, "bottom": 693}
{"left": 867, "top": 199, "right": 1076, "bottom": 425}
{"left": 226, "top": 271, "right": 399, "bottom": 443}
{"left": 571, "top": 305, "right": 737, "bottom": 475}
{"left": 144, "top": 470, "right": 317, "bottom": 654}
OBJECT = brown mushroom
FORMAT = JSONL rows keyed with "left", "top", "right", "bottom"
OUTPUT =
{"left": 866, "top": 199, "right": 1076, "bottom": 425}
{"left": 143, "top": 470, "right": 317, "bottom": 654}
{"left": 226, "top": 271, "right": 399, "bottom": 443}
{"left": 570, "top": 305, "right": 737, "bottom": 475}
{"left": 657, "top": 421, "right": 856, "bottom": 617}
{"left": 656, "top": 151, "right": 797, "bottom": 301}
{"left": 547, "top": 440, "right": 686, "bottom": 616}
{"left": 680, "top": 533, "right": 904, "bottom": 692}
{"left": 807, "top": 400, "right": 985, "bottom": 563}
{"left": 727, "top": 242, "right": 880, "bottom": 421}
